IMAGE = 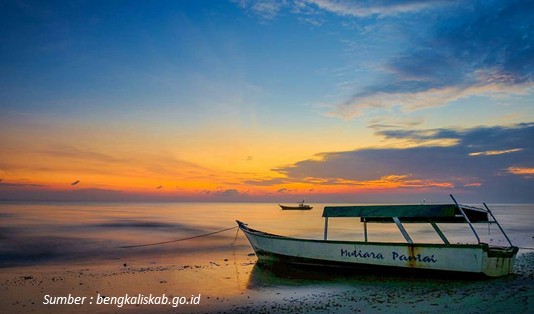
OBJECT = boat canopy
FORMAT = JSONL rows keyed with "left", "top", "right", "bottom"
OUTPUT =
{"left": 320, "top": 196, "right": 512, "bottom": 246}
{"left": 322, "top": 204, "right": 489, "bottom": 223}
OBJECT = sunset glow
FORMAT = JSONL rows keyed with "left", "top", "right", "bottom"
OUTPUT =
{"left": 0, "top": 0, "right": 533, "bottom": 203}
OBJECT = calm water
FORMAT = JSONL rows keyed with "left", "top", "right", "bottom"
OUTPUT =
{"left": 1, "top": 202, "right": 533, "bottom": 268}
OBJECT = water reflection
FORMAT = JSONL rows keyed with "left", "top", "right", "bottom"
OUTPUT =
{"left": 245, "top": 257, "right": 526, "bottom": 292}
{"left": 246, "top": 262, "right": 364, "bottom": 288}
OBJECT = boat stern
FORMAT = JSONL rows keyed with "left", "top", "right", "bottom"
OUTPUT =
{"left": 482, "top": 246, "right": 519, "bottom": 277}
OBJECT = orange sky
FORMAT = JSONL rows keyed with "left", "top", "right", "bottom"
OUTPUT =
{"left": 1, "top": 1, "right": 533, "bottom": 203}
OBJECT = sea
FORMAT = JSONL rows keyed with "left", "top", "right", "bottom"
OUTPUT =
{"left": 1, "top": 202, "right": 533, "bottom": 269}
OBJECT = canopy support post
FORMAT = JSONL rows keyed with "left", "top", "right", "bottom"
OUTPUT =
{"left": 431, "top": 222, "right": 450, "bottom": 245}
{"left": 450, "top": 194, "right": 480, "bottom": 244}
{"left": 483, "top": 203, "right": 514, "bottom": 247}
{"left": 324, "top": 217, "right": 328, "bottom": 240}
{"left": 363, "top": 218, "right": 368, "bottom": 242}
{"left": 393, "top": 217, "right": 413, "bottom": 244}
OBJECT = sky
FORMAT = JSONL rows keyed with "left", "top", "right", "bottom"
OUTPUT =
{"left": 0, "top": 0, "right": 533, "bottom": 203}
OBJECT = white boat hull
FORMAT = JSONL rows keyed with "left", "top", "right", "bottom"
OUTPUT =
{"left": 237, "top": 221, "right": 517, "bottom": 277}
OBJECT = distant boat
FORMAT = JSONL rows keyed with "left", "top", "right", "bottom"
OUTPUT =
{"left": 278, "top": 200, "right": 312, "bottom": 210}
{"left": 238, "top": 195, "right": 518, "bottom": 277}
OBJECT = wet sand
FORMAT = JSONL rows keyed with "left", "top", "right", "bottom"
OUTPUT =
{"left": 1, "top": 251, "right": 533, "bottom": 313}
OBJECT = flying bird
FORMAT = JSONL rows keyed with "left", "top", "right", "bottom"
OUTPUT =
{"left": 156, "top": 185, "right": 163, "bottom": 189}
{"left": 71, "top": 180, "right": 80, "bottom": 186}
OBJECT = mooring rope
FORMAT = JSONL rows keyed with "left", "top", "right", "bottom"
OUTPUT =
{"left": 119, "top": 226, "right": 238, "bottom": 248}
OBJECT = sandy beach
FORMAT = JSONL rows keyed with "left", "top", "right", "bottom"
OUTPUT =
{"left": 1, "top": 249, "right": 532, "bottom": 313}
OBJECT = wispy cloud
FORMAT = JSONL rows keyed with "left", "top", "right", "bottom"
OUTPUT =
{"left": 234, "top": 0, "right": 452, "bottom": 20}
{"left": 234, "top": 1, "right": 533, "bottom": 119}
{"left": 469, "top": 148, "right": 523, "bottom": 156}
{"left": 43, "top": 145, "right": 127, "bottom": 164}
{"left": 305, "top": 0, "right": 452, "bottom": 18}
{"left": 368, "top": 115, "right": 425, "bottom": 131}
{"left": 0, "top": 182, "right": 44, "bottom": 188}
{"left": 233, "top": 0, "right": 286, "bottom": 19}
{"left": 290, "top": 174, "right": 454, "bottom": 189}
{"left": 324, "top": 0, "right": 534, "bottom": 118}
{"left": 331, "top": 83, "right": 533, "bottom": 119}
{"left": 36, "top": 144, "right": 210, "bottom": 181}
{"left": 507, "top": 167, "right": 534, "bottom": 177}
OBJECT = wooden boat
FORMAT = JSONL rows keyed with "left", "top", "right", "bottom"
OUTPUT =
{"left": 278, "top": 200, "right": 312, "bottom": 210}
{"left": 238, "top": 195, "right": 518, "bottom": 277}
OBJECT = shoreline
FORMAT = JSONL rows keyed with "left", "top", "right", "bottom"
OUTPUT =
{"left": 1, "top": 251, "right": 532, "bottom": 313}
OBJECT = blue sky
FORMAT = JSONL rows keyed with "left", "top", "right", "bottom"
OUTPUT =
{"left": 0, "top": 0, "right": 533, "bottom": 203}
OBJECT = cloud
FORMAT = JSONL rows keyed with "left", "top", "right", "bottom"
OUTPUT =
{"left": 0, "top": 182, "right": 44, "bottom": 188}
{"left": 215, "top": 188, "right": 241, "bottom": 197}
{"left": 264, "top": 123, "right": 534, "bottom": 201}
{"left": 332, "top": 83, "right": 532, "bottom": 119}
{"left": 469, "top": 149, "right": 523, "bottom": 157}
{"left": 368, "top": 115, "right": 425, "bottom": 130}
{"left": 327, "top": 0, "right": 534, "bottom": 118}
{"left": 235, "top": 0, "right": 451, "bottom": 20}
{"left": 43, "top": 145, "right": 127, "bottom": 164}
{"left": 0, "top": 187, "right": 127, "bottom": 202}
{"left": 507, "top": 167, "right": 534, "bottom": 178}
{"left": 21, "top": 143, "right": 212, "bottom": 184}
{"left": 243, "top": 177, "right": 288, "bottom": 186}
{"left": 233, "top": 0, "right": 286, "bottom": 19}
{"left": 233, "top": 1, "right": 533, "bottom": 119}
{"left": 305, "top": 0, "right": 452, "bottom": 18}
